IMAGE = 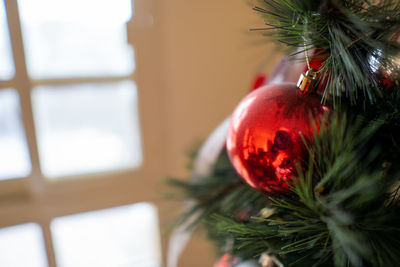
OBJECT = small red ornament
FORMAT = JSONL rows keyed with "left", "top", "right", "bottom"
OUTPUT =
{"left": 250, "top": 73, "right": 268, "bottom": 92}
{"left": 214, "top": 254, "right": 239, "bottom": 267}
{"left": 226, "top": 83, "right": 329, "bottom": 194}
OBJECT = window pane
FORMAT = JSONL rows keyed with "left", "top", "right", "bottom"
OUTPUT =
{"left": 0, "top": 223, "right": 48, "bottom": 267}
{"left": 32, "top": 81, "right": 142, "bottom": 178}
{"left": 17, "top": 0, "right": 134, "bottom": 79}
{"left": 0, "top": 0, "right": 15, "bottom": 80}
{"left": 51, "top": 203, "right": 162, "bottom": 267}
{"left": 0, "top": 89, "right": 31, "bottom": 180}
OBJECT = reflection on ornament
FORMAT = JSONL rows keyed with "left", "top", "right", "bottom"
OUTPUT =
{"left": 369, "top": 49, "right": 400, "bottom": 91}
{"left": 226, "top": 83, "right": 329, "bottom": 194}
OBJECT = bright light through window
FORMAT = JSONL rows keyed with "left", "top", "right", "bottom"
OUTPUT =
{"left": 32, "top": 81, "right": 142, "bottom": 178}
{"left": 51, "top": 203, "right": 162, "bottom": 267}
{"left": 17, "top": 0, "right": 135, "bottom": 78}
{"left": 0, "top": 0, "right": 15, "bottom": 80}
{"left": 0, "top": 89, "right": 31, "bottom": 180}
{"left": 0, "top": 223, "right": 48, "bottom": 267}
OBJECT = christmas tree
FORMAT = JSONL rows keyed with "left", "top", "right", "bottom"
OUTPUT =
{"left": 169, "top": 1, "right": 400, "bottom": 266}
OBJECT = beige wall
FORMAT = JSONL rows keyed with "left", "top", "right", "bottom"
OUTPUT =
{"left": 131, "top": 0, "right": 283, "bottom": 266}
{"left": 162, "top": 0, "right": 282, "bottom": 178}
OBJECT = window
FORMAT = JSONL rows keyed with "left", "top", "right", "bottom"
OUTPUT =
{"left": 32, "top": 82, "right": 142, "bottom": 178}
{"left": 51, "top": 203, "right": 161, "bottom": 267}
{"left": 0, "top": 88, "right": 31, "bottom": 179}
{"left": 0, "top": 0, "right": 162, "bottom": 266}
{"left": 0, "top": 223, "right": 47, "bottom": 267}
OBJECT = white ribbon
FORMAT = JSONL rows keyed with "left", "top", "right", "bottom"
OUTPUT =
{"left": 167, "top": 117, "right": 231, "bottom": 267}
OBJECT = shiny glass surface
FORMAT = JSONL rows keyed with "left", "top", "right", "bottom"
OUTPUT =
{"left": 227, "top": 83, "right": 328, "bottom": 194}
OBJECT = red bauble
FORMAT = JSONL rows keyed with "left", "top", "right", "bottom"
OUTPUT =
{"left": 226, "top": 83, "right": 329, "bottom": 194}
{"left": 250, "top": 73, "right": 268, "bottom": 91}
{"left": 214, "top": 254, "right": 239, "bottom": 267}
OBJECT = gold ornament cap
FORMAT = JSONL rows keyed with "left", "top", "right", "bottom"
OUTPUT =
{"left": 297, "top": 68, "right": 318, "bottom": 93}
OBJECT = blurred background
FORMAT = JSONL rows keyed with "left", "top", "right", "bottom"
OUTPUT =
{"left": 0, "top": 0, "right": 282, "bottom": 266}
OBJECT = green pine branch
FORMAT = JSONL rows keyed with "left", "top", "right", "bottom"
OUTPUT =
{"left": 212, "top": 114, "right": 400, "bottom": 267}
{"left": 253, "top": 0, "right": 400, "bottom": 105}
{"left": 170, "top": 111, "right": 400, "bottom": 266}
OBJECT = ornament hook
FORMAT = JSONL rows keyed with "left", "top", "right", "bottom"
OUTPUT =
{"left": 297, "top": 37, "right": 320, "bottom": 93}
{"left": 297, "top": 68, "right": 318, "bottom": 92}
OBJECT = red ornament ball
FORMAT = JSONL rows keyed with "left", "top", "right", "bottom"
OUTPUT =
{"left": 214, "top": 254, "right": 239, "bottom": 267}
{"left": 226, "top": 83, "right": 329, "bottom": 194}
